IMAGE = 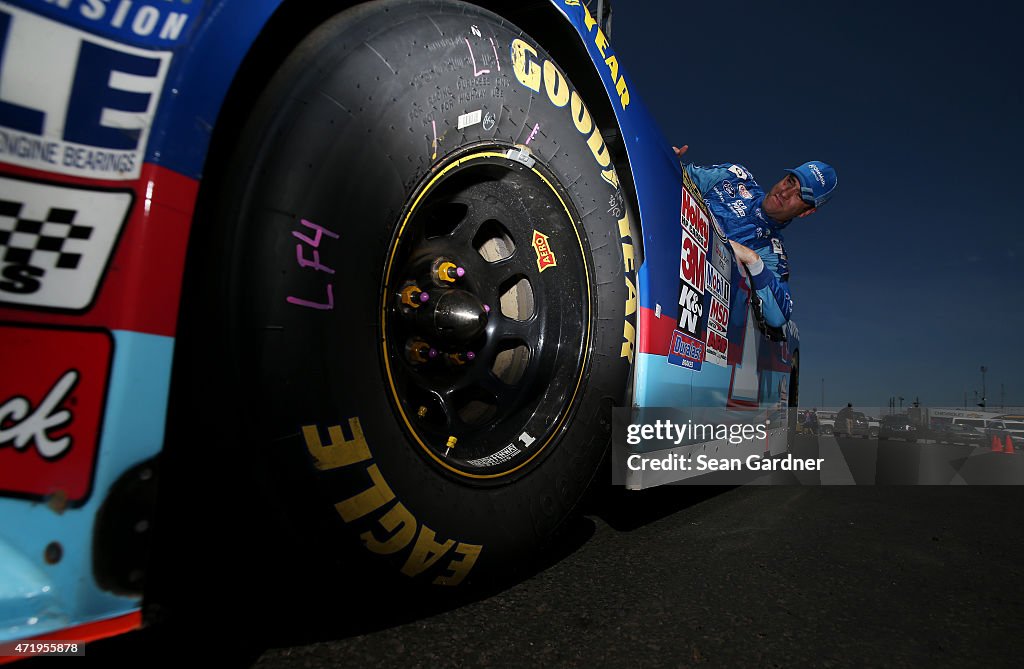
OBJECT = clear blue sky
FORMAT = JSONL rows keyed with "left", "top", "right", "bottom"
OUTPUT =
{"left": 611, "top": 1, "right": 1023, "bottom": 409}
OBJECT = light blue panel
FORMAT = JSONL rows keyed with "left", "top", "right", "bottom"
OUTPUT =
{"left": 0, "top": 331, "right": 173, "bottom": 642}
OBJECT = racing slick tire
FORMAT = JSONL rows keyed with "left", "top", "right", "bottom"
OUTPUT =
{"left": 188, "top": 0, "right": 636, "bottom": 587}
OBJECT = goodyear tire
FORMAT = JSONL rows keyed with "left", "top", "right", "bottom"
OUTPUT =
{"left": 203, "top": 0, "right": 636, "bottom": 586}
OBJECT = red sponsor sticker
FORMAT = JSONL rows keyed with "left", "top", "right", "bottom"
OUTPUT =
{"left": 0, "top": 325, "right": 111, "bottom": 503}
{"left": 680, "top": 187, "right": 709, "bottom": 250}
{"left": 532, "top": 230, "right": 557, "bottom": 272}
{"left": 679, "top": 230, "right": 706, "bottom": 293}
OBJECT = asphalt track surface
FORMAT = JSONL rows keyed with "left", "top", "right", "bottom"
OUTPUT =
{"left": 83, "top": 435, "right": 1024, "bottom": 668}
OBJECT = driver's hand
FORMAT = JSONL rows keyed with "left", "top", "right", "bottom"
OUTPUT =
{"left": 672, "top": 144, "right": 689, "bottom": 158}
{"left": 729, "top": 240, "right": 760, "bottom": 265}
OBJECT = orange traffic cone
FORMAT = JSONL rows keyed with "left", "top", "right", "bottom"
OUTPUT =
{"left": 991, "top": 434, "right": 1005, "bottom": 453}
{"left": 1005, "top": 435, "right": 1016, "bottom": 455}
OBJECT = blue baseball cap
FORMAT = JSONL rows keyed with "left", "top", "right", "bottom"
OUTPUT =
{"left": 785, "top": 161, "right": 837, "bottom": 208}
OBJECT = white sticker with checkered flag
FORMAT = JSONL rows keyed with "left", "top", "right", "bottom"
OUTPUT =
{"left": 0, "top": 176, "right": 131, "bottom": 310}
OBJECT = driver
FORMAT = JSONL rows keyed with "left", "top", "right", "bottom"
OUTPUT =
{"left": 674, "top": 146, "right": 837, "bottom": 327}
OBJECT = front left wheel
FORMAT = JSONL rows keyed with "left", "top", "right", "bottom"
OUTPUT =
{"left": 186, "top": 0, "right": 638, "bottom": 586}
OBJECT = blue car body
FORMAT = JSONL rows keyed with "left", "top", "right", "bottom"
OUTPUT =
{"left": 0, "top": 0, "right": 796, "bottom": 644}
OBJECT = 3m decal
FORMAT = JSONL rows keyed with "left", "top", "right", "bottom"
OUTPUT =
{"left": 302, "top": 419, "right": 482, "bottom": 586}
{"left": 677, "top": 283, "right": 702, "bottom": 337}
{"left": 510, "top": 38, "right": 619, "bottom": 189}
{"left": 705, "top": 264, "right": 730, "bottom": 307}
{"left": 680, "top": 230, "right": 705, "bottom": 294}
{"left": 532, "top": 229, "right": 556, "bottom": 272}
{"left": 667, "top": 329, "right": 703, "bottom": 371}
{"left": 680, "top": 186, "right": 709, "bottom": 250}
{"left": 0, "top": 324, "right": 111, "bottom": 503}
{"left": 708, "top": 297, "right": 729, "bottom": 335}
{"left": 0, "top": 176, "right": 131, "bottom": 310}
{"left": 0, "top": 3, "right": 172, "bottom": 180}
{"left": 705, "top": 327, "right": 728, "bottom": 367}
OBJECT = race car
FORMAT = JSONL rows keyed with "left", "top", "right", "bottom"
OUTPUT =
{"left": 0, "top": 0, "right": 798, "bottom": 649}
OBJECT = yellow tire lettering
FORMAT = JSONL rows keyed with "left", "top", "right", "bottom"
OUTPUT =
{"left": 400, "top": 525, "right": 456, "bottom": 577}
{"left": 542, "top": 60, "right": 570, "bottom": 108}
{"left": 433, "top": 543, "right": 483, "bottom": 587}
{"left": 601, "top": 168, "right": 619, "bottom": 190}
{"left": 334, "top": 464, "right": 395, "bottom": 522}
{"left": 621, "top": 319, "right": 636, "bottom": 364}
{"left": 624, "top": 275, "right": 637, "bottom": 317}
{"left": 622, "top": 241, "right": 635, "bottom": 275}
{"left": 511, "top": 39, "right": 541, "bottom": 93}
{"left": 302, "top": 419, "right": 371, "bottom": 470}
{"left": 360, "top": 501, "right": 417, "bottom": 555}
{"left": 587, "top": 128, "right": 611, "bottom": 168}
{"left": 570, "top": 91, "right": 593, "bottom": 135}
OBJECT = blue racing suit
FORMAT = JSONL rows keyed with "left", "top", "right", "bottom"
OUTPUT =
{"left": 685, "top": 163, "right": 794, "bottom": 327}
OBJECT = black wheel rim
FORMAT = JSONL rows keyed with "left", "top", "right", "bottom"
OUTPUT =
{"left": 380, "top": 146, "right": 592, "bottom": 481}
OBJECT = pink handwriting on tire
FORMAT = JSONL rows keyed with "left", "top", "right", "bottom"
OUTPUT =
{"left": 287, "top": 219, "right": 338, "bottom": 310}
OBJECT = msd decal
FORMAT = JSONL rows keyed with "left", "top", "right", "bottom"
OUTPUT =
{"left": 667, "top": 329, "right": 703, "bottom": 371}
{"left": 0, "top": 324, "right": 112, "bottom": 504}
{"left": 0, "top": 175, "right": 131, "bottom": 310}
{"left": 708, "top": 297, "right": 728, "bottom": 335}
{"left": 0, "top": 2, "right": 173, "bottom": 180}
{"left": 679, "top": 186, "right": 709, "bottom": 250}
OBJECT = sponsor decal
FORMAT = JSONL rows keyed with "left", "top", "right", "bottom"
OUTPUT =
{"left": 738, "top": 183, "right": 752, "bottom": 199}
{"left": 705, "top": 263, "right": 730, "bottom": 306}
{"left": 722, "top": 180, "right": 735, "bottom": 198}
{"left": 667, "top": 329, "right": 703, "bottom": 370}
{"left": 0, "top": 324, "right": 111, "bottom": 503}
{"left": 771, "top": 237, "right": 785, "bottom": 255}
{"left": 708, "top": 297, "right": 729, "bottom": 335}
{"left": 0, "top": 4, "right": 172, "bottom": 180}
{"left": 302, "top": 419, "right": 482, "bottom": 586}
{"left": 677, "top": 283, "right": 702, "bottom": 337}
{"left": 705, "top": 327, "right": 728, "bottom": 367}
{"left": 679, "top": 229, "right": 705, "bottom": 293}
{"left": 808, "top": 162, "right": 826, "bottom": 186}
{"left": 532, "top": 229, "right": 557, "bottom": 272}
{"left": 0, "top": 176, "right": 131, "bottom": 311}
{"left": 510, "top": 38, "right": 619, "bottom": 189}
{"left": 14, "top": 0, "right": 199, "bottom": 49}
{"left": 679, "top": 185, "right": 709, "bottom": 250}
{"left": 710, "top": 235, "right": 730, "bottom": 277}
{"left": 728, "top": 164, "right": 749, "bottom": 180}
{"left": 728, "top": 200, "right": 748, "bottom": 218}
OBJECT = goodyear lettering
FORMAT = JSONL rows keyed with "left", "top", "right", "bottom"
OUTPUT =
{"left": 301, "top": 419, "right": 483, "bottom": 586}
{"left": 577, "top": 4, "right": 629, "bottom": 110}
{"left": 510, "top": 38, "right": 619, "bottom": 190}
{"left": 618, "top": 214, "right": 637, "bottom": 364}
{"left": 532, "top": 230, "right": 557, "bottom": 272}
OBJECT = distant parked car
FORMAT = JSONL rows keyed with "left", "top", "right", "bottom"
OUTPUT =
{"left": 864, "top": 415, "right": 880, "bottom": 438}
{"left": 835, "top": 411, "right": 870, "bottom": 438}
{"left": 879, "top": 415, "right": 918, "bottom": 442}
{"left": 929, "top": 423, "right": 986, "bottom": 446}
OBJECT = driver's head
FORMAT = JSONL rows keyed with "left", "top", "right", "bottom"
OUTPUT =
{"left": 762, "top": 161, "right": 837, "bottom": 222}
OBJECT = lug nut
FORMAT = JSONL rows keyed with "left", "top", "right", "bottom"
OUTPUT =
{"left": 401, "top": 285, "right": 429, "bottom": 308}
{"left": 428, "top": 348, "right": 440, "bottom": 359}
{"left": 483, "top": 304, "right": 491, "bottom": 314}
{"left": 466, "top": 351, "right": 476, "bottom": 361}
{"left": 407, "top": 340, "right": 431, "bottom": 364}
{"left": 437, "top": 261, "right": 461, "bottom": 283}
